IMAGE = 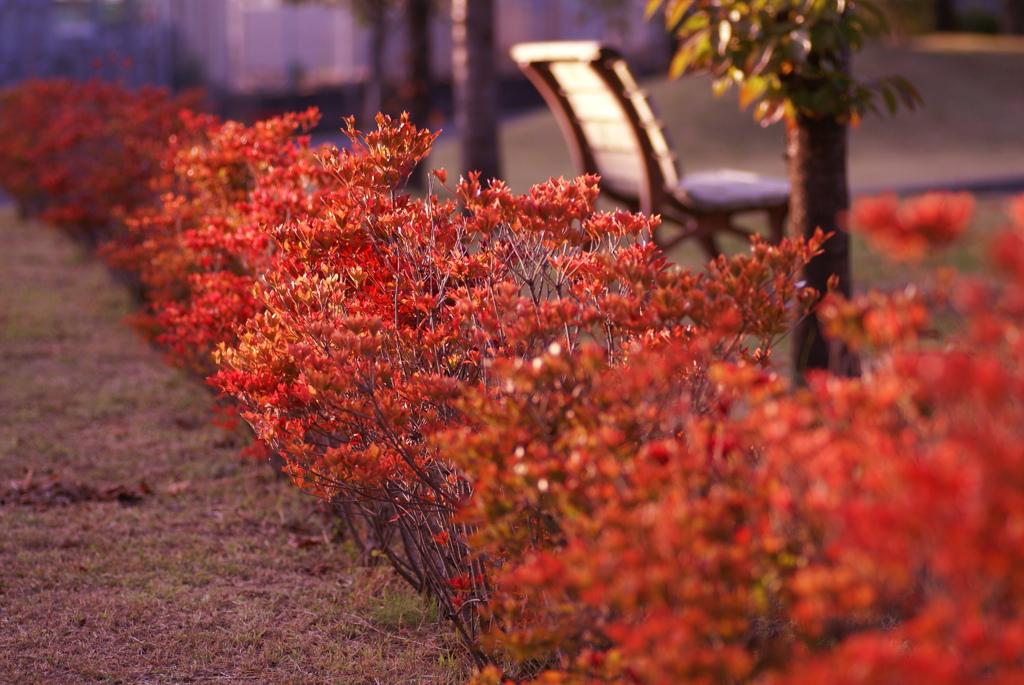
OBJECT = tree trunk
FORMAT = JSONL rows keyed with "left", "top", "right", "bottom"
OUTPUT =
{"left": 1005, "top": 0, "right": 1024, "bottom": 34}
{"left": 404, "top": 0, "right": 433, "bottom": 188}
{"left": 451, "top": 0, "right": 501, "bottom": 183}
{"left": 362, "top": 1, "right": 387, "bottom": 128}
{"left": 934, "top": 0, "right": 956, "bottom": 31}
{"left": 786, "top": 111, "right": 859, "bottom": 378}
{"left": 405, "top": 0, "right": 433, "bottom": 126}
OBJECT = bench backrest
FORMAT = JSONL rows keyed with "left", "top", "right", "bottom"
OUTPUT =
{"left": 509, "top": 41, "right": 680, "bottom": 216}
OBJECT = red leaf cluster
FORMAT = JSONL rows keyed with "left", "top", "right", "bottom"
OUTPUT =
{"left": 207, "top": 115, "right": 819, "bottom": 652}
{"left": 0, "top": 78, "right": 199, "bottom": 243}
{"left": 850, "top": 191, "right": 974, "bottom": 263}
{"left": 102, "top": 107, "right": 330, "bottom": 375}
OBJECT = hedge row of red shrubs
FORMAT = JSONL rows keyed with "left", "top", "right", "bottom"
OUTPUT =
{"left": 0, "top": 78, "right": 201, "bottom": 245}
{"left": 2, "top": 77, "right": 1023, "bottom": 684}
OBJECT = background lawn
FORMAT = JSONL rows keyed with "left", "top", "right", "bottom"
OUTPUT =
{"left": 430, "top": 34, "right": 1024, "bottom": 196}
{"left": 427, "top": 34, "right": 1024, "bottom": 274}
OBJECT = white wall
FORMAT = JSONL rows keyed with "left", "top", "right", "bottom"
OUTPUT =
{"left": 167, "top": 0, "right": 670, "bottom": 95}
{"left": 236, "top": 4, "right": 361, "bottom": 92}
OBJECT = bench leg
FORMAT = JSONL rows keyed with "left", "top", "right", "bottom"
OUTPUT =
{"left": 767, "top": 204, "right": 788, "bottom": 244}
{"left": 656, "top": 213, "right": 725, "bottom": 258}
{"left": 697, "top": 231, "right": 721, "bottom": 259}
{"left": 657, "top": 206, "right": 789, "bottom": 259}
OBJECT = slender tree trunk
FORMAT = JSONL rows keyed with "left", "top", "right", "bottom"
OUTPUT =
{"left": 1005, "top": 0, "right": 1024, "bottom": 34}
{"left": 362, "top": 1, "right": 387, "bottom": 128}
{"left": 934, "top": 0, "right": 956, "bottom": 31}
{"left": 786, "top": 112, "right": 858, "bottom": 378}
{"left": 451, "top": 0, "right": 501, "bottom": 183}
{"left": 405, "top": 0, "right": 432, "bottom": 126}
{"left": 404, "top": 0, "right": 433, "bottom": 188}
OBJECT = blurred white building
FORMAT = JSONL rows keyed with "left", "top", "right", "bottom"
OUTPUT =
{"left": 1, "top": 0, "right": 173, "bottom": 87}
{"left": 1, "top": 0, "right": 670, "bottom": 94}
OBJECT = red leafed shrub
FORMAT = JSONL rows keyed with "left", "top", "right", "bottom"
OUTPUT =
{"left": 459, "top": 193, "right": 1024, "bottom": 684}
{"left": 445, "top": 346, "right": 799, "bottom": 683}
{"left": 850, "top": 191, "right": 975, "bottom": 263}
{"left": 101, "top": 107, "right": 331, "bottom": 375}
{"left": 0, "top": 78, "right": 199, "bottom": 244}
{"left": 0, "top": 79, "right": 76, "bottom": 217}
{"left": 18, "top": 83, "right": 1020, "bottom": 683}
{"left": 753, "top": 194, "right": 1024, "bottom": 685}
{"left": 212, "top": 114, "right": 823, "bottom": 664}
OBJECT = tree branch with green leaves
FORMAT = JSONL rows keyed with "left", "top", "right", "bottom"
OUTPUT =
{"left": 649, "top": 0, "right": 920, "bottom": 125}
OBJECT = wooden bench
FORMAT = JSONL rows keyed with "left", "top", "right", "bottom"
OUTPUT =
{"left": 510, "top": 41, "right": 790, "bottom": 257}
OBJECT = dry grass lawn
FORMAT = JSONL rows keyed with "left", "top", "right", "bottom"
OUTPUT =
{"left": 0, "top": 207, "right": 470, "bottom": 684}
